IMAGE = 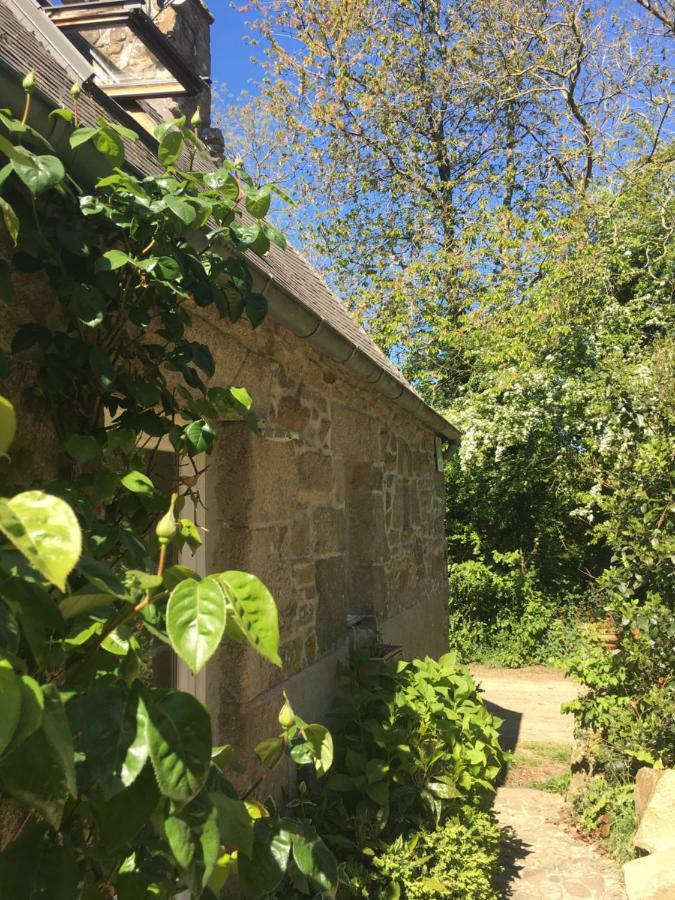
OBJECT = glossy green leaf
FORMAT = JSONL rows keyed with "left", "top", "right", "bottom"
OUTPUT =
{"left": 0, "top": 395, "right": 16, "bottom": 454}
{"left": 58, "top": 587, "right": 112, "bottom": 620}
{"left": 0, "top": 661, "right": 22, "bottom": 755}
{"left": 165, "top": 194, "right": 196, "bottom": 224}
{"left": 178, "top": 518, "right": 202, "bottom": 551}
{"left": 145, "top": 689, "right": 211, "bottom": 802}
{"left": 0, "top": 601, "right": 19, "bottom": 654}
{"left": 93, "top": 125, "right": 124, "bottom": 166}
{"left": 8, "top": 675, "right": 44, "bottom": 751}
{"left": 245, "top": 186, "right": 271, "bottom": 219}
{"left": 12, "top": 151, "right": 65, "bottom": 195}
{"left": 237, "top": 819, "right": 292, "bottom": 899}
{"left": 254, "top": 735, "right": 284, "bottom": 769}
{"left": 0, "top": 491, "right": 81, "bottom": 591}
{"left": 167, "top": 576, "right": 227, "bottom": 673}
{"left": 263, "top": 222, "right": 286, "bottom": 250}
{"left": 158, "top": 130, "right": 184, "bottom": 167}
{"left": 288, "top": 821, "right": 338, "bottom": 892}
{"left": 82, "top": 684, "right": 149, "bottom": 797}
{"left": 245, "top": 292, "right": 268, "bottom": 328}
{"left": 0, "top": 196, "right": 19, "bottom": 244}
{"left": 121, "top": 470, "right": 155, "bottom": 494}
{"left": 303, "top": 723, "right": 334, "bottom": 776}
{"left": 95, "top": 249, "right": 131, "bottom": 271}
{"left": 209, "top": 792, "right": 254, "bottom": 858}
{"left": 215, "top": 571, "right": 281, "bottom": 666}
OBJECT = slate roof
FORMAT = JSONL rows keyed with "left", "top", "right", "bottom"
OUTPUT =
{"left": 0, "top": 0, "right": 459, "bottom": 440}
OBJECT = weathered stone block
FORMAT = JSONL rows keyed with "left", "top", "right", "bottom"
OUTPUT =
{"left": 331, "top": 403, "right": 380, "bottom": 459}
{"left": 297, "top": 451, "right": 334, "bottom": 502}
{"left": 313, "top": 506, "right": 346, "bottom": 556}
{"left": 315, "top": 556, "right": 347, "bottom": 653}
{"left": 636, "top": 767, "right": 666, "bottom": 820}
{"left": 634, "top": 770, "right": 675, "bottom": 853}
{"left": 623, "top": 850, "right": 675, "bottom": 900}
{"left": 289, "top": 513, "right": 312, "bottom": 559}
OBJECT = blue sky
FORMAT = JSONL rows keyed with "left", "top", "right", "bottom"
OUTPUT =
{"left": 209, "top": 2, "right": 261, "bottom": 98}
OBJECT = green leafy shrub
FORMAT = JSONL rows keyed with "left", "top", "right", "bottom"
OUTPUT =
{"left": 565, "top": 597, "right": 675, "bottom": 775}
{"left": 344, "top": 811, "right": 500, "bottom": 899}
{"left": 318, "top": 653, "right": 505, "bottom": 847}
{"left": 571, "top": 776, "right": 636, "bottom": 864}
{"left": 448, "top": 559, "right": 583, "bottom": 667}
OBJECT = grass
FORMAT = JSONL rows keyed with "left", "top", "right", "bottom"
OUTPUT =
{"left": 506, "top": 742, "right": 571, "bottom": 790}
{"left": 529, "top": 772, "right": 571, "bottom": 794}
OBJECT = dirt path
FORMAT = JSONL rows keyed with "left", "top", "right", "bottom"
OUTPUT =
{"left": 471, "top": 666, "right": 627, "bottom": 899}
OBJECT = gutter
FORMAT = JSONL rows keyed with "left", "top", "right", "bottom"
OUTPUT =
{"left": 0, "top": 57, "right": 460, "bottom": 446}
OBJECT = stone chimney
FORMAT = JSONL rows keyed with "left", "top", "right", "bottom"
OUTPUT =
{"left": 60, "top": 0, "right": 218, "bottom": 135}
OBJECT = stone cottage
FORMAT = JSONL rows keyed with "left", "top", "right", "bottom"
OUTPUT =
{"left": 0, "top": 0, "right": 459, "bottom": 784}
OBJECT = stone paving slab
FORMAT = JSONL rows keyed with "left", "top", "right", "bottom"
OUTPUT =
{"left": 494, "top": 788, "right": 627, "bottom": 899}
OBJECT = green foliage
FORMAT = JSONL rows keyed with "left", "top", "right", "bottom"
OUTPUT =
{"left": 447, "top": 559, "right": 583, "bottom": 667}
{"left": 342, "top": 811, "right": 500, "bottom": 900}
{"left": 571, "top": 777, "right": 636, "bottom": 864}
{"left": 0, "top": 84, "right": 337, "bottom": 899}
{"left": 313, "top": 654, "right": 504, "bottom": 850}
{"left": 565, "top": 597, "right": 675, "bottom": 775}
{"left": 444, "top": 147, "right": 674, "bottom": 663}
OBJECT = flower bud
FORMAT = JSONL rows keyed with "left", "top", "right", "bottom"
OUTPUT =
{"left": 70, "top": 81, "right": 82, "bottom": 100}
{"left": 190, "top": 106, "right": 201, "bottom": 128}
{"left": 22, "top": 70, "right": 35, "bottom": 96}
{"left": 155, "top": 493, "right": 177, "bottom": 545}
{"left": 278, "top": 698, "right": 294, "bottom": 728}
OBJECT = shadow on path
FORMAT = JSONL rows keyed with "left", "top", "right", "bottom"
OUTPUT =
{"left": 482, "top": 699, "right": 522, "bottom": 755}
{"left": 493, "top": 826, "right": 531, "bottom": 899}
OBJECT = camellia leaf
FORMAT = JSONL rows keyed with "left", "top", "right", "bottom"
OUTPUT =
{"left": 0, "top": 395, "right": 16, "bottom": 454}
{"left": 0, "top": 660, "right": 22, "bottom": 755}
{"left": 11, "top": 151, "right": 65, "bottom": 195}
{"left": 8, "top": 675, "right": 44, "bottom": 751}
{"left": 303, "top": 724, "right": 334, "bottom": 776}
{"left": 145, "top": 688, "right": 211, "bottom": 803}
{"left": 215, "top": 571, "right": 281, "bottom": 666}
{"left": 209, "top": 793, "right": 255, "bottom": 858}
{"left": 244, "top": 186, "right": 271, "bottom": 219}
{"left": 165, "top": 194, "right": 196, "bottom": 225}
{"left": 0, "top": 491, "right": 81, "bottom": 591}
{"left": 167, "top": 576, "right": 227, "bottom": 673}
{"left": 158, "top": 130, "right": 184, "bottom": 167}
{"left": 254, "top": 736, "right": 285, "bottom": 769}
{"left": 95, "top": 249, "right": 131, "bottom": 272}
{"left": 82, "top": 684, "right": 149, "bottom": 797}
{"left": 92, "top": 762, "right": 159, "bottom": 850}
{"left": 178, "top": 518, "right": 202, "bottom": 551}
{"left": 245, "top": 292, "right": 268, "bottom": 329}
{"left": 121, "top": 470, "right": 155, "bottom": 494}
{"left": 237, "top": 819, "right": 292, "bottom": 899}
{"left": 0, "top": 196, "right": 19, "bottom": 244}
{"left": 287, "top": 820, "right": 338, "bottom": 892}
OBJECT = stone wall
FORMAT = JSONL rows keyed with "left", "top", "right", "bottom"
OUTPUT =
{"left": 186, "top": 307, "right": 449, "bottom": 793}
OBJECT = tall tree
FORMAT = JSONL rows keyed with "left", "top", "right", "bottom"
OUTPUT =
{"left": 224, "top": 0, "right": 671, "bottom": 399}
